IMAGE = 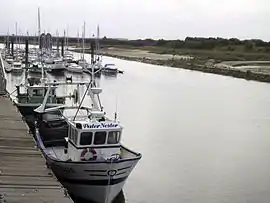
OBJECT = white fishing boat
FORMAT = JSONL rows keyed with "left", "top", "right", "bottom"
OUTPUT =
{"left": 11, "top": 61, "right": 23, "bottom": 74}
{"left": 66, "top": 63, "right": 83, "bottom": 73}
{"left": 63, "top": 51, "right": 74, "bottom": 63}
{"left": 48, "top": 58, "right": 66, "bottom": 74}
{"left": 4, "top": 65, "right": 12, "bottom": 73}
{"left": 28, "top": 62, "right": 43, "bottom": 74}
{"left": 102, "top": 64, "right": 118, "bottom": 75}
{"left": 34, "top": 63, "right": 141, "bottom": 203}
{"left": 4, "top": 55, "right": 13, "bottom": 73}
{"left": 44, "top": 56, "right": 54, "bottom": 64}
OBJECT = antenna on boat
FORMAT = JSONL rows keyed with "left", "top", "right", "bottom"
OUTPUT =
{"left": 96, "top": 25, "right": 100, "bottom": 60}
{"left": 38, "top": 7, "right": 41, "bottom": 50}
{"left": 114, "top": 104, "right": 118, "bottom": 121}
{"left": 15, "top": 22, "right": 18, "bottom": 50}
{"left": 114, "top": 91, "right": 118, "bottom": 121}
{"left": 82, "top": 22, "right": 85, "bottom": 61}
{"left": 66, "top": 25, "right": 69, "bottom": 50}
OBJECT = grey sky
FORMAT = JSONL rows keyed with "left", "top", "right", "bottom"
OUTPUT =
{"left": 0, "top": 0, "right": 269, "bottom": 40}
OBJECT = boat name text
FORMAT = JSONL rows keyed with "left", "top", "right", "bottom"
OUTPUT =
{"left": 83, "top": 123, "right": 119, "bottom": 129}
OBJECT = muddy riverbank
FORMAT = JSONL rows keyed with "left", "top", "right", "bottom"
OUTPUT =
{"left": 72, "top": 47, "right": 270, "bottom": 83}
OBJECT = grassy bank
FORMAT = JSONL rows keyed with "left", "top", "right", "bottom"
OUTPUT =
{"left": 71, "top": 46, "right": 270, "bottom": 83}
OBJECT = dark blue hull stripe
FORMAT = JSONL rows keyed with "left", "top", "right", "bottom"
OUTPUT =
{"left": 59, "top": 176, "right": 127, "bottom": 186}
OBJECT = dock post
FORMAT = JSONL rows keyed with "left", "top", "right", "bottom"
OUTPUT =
{"left": 25, "top": 39, "right": 29, "bottom": 68}
{"left": 61, "top": 38, "right": 64, "bottom": 57}
{"left": 0, "top": 54, "right": 6, "bottom": 95}
{"left": 57, "top": 38, "right": 59, "bottom": 56}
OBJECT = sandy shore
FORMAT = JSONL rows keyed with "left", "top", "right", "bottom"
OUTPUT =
{"left": 72, "top": 47, "right": 270, "bottom": 83}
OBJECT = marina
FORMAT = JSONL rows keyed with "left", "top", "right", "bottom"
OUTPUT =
{"left": 1, "top": 4, "right": 270, "bottom": 202}
{"left": 3, "top": 42, "right": 270, "bottom": 203}
{"left": 0, "top": 22, "right": 141, "bottom": 202}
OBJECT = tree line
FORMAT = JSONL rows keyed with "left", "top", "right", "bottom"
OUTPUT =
{"left": 1, "top": 35, "right": 270, "bottom": 52}
{"left": 100, "top": 37, "right": 270, "bottom": 52}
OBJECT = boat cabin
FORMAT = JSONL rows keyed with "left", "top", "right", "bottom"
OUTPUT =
{"left": 66, "top": 120, "right": 122, "bottom": 162}
{"left": 13, "top": 62, "right": 22, "bottom": 68}
{"left": 16, "top": 85, "right": 65, "bottom": 104}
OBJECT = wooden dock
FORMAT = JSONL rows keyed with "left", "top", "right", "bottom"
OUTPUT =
{"left": 0, "top": 54, "right": 73, "bottom": 203}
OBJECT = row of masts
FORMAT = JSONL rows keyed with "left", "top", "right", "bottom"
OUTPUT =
{"left": 4, "top": 7, "right": 101, "bottom": 56}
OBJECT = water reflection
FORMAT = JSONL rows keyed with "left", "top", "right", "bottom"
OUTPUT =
{"left": 71, "top": 190, "right": 125, "bottom": 203}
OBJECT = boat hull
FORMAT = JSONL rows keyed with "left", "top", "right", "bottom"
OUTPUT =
{"left": 50, "top": 69, "right": 65, "bottom": 75}
{"left": 47, "top": 155, "right": 139, "bottom": 203}
{"left": 67, "top": 68, "right": 83, "bottom": 74}
{"left": 11, "top": 68, "right": 23, "bottom": 74}
{"left": 35, "top": 133, "right": 141, "bottom": 203}
{"left": 5, "top": 67, "right": 12, "bottom": 73}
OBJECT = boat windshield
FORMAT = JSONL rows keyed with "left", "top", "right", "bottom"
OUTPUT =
{"left": 79, "top": 130, "right": 120, "bottom": 146}
{"left": 14, "top": 63, "right": 21, "bottom": 67}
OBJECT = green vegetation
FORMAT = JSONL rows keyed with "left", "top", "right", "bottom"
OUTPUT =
{"left": 100, "top": 37, "right": 270, "bottom": 61}
{"left": 1, "top": 35, "right": 270, "bottom": 61}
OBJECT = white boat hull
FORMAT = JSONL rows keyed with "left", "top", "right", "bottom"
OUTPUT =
{"left": 67, "top": 67, "right": 83, "bottom": 73}
{"left": 36, "top": 133, "right": 141, "bottom": 203}
{"left": 46, "top": 156, "right": 139, "bottom": 203}
{"left": 12, "top": 68, "right": 23, "bottom": 74}
{"left": 5, "top": 66, "right": 12, "bottom": 73}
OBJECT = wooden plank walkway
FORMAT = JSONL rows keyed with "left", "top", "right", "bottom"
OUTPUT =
{"left": 0, "top": 53, "right": 73, "bottom": 203}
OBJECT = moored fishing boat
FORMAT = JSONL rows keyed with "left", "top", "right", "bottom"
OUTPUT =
{"left": 11, "top": 60, "right": 23, "bottom": 74}
{"left": 102, "top": 64, "right": 118, "bottom": 75}
{"left": 66, "top": 63, "right": 83, "bottom": 73}
{"left": 34, "top": 58, "right": 141, "bottom": 202}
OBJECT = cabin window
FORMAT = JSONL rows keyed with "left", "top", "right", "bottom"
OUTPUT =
{"left": 70, "top": 128, "right": 74, "bottom": 142}
{"left": 107, "top": 131, "right": 120, "bottom": 144}
{"left": 69, "top": 127, "right": 78, "bottom": 145}
{"left": 94, "top": 131, "right": 106, "bottom": 145}
{"left": 73, "top": 128, "right": 78, "bottom": 144}
{"left": 33, "top": 89, "right": 44, "bottom": 96}
{"left": 80, "top": 132, "right": 93, "bottom": 145}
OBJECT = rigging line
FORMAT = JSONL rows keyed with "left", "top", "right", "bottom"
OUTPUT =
{"left": 92, "top": 79, "right": 103, "bottom": 111}
{"left": 73, "top": 80, "right": 92, "bottom": 121}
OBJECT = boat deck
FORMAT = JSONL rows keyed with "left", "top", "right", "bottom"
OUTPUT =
{"left": 0, "top": 58, "right": 73, "bottom": 202}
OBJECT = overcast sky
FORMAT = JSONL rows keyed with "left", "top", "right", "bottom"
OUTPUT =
{"left": 0, "top": 0, "right": 269, "bottom": 40}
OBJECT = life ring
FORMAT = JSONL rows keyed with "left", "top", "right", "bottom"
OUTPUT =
{"left": 81, "top": 148, "right": 97, "bottom": 161}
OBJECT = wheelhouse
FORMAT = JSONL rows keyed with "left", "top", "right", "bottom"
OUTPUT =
{"left": 16, "top": 85, "right": 65, "bottom": 104}
{"left": 13, "top": 62, "right": 22, "bottom": 68}
{"left": 67, "top": 120, "right": 123, "bottom": 161}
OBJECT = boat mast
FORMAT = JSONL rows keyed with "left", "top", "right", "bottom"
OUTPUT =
{"left": 63, "top": 29, "right": 66, "bottom": 53}
{"left": 15, "top": 22, "right": 18, "bottom": 51}
{"left": 38, "top": 7, "right": 41, "bottom": 50}
{"left": 37, "top": 7, "right": 45, "bottom": 84}
{"left": 56, "top": 29, "right": 59, "bottom": 56}
{"left": 66, "top": 25, "right": 69, "bottom": 50}
{"left": 82, "top": 22, "right": 85, "bottom": 61}
{"left": 96, "top": 25, "right": 100, "bottom": 59}
{"left": 77, "top": 29, "right": 81, "bottom": 57}
{"left": 7, "top": 29, "right": 9, "bottom": 53}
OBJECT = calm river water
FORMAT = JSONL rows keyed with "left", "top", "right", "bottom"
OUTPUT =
{"left": 5, "top": 51, "right": 270, "bottom": 203}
